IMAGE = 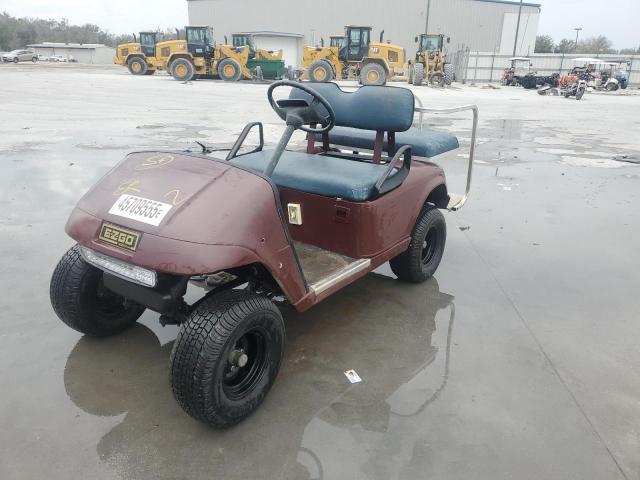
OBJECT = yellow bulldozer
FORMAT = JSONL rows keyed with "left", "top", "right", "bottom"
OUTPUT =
{"left": 408, "top": 33, "right": 454, "bottom": 86}
{"left": 114, "top": 31, "right": 166, "bottom": 75}
{"left": 302, "top": 25, "right": 404, "bottom": 86}
{"left": 155, "top": 26, "right": 253, "bottom": 82}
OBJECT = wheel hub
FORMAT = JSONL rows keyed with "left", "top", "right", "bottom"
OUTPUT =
{"left": 228, "top": 349, "right": 248, "bottom": 368}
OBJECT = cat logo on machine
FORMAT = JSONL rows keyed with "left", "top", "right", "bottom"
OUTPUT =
{"left": 98, "top": 223, "right": 141, "bottom": 251}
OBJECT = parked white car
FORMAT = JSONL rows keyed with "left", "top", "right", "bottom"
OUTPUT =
{"left": 2, "top": 49, "right": 38, "bottom": 63}
{"left": 49, "top": 55, "right": 68, "bottom": 62}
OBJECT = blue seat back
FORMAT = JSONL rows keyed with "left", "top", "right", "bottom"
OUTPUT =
{"left": 289, "top": 83, "right": 415, "bottom": 133}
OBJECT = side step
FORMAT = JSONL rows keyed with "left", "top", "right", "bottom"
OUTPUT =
{"left": 309, "top": 258, "right": 371, "bottom": 295}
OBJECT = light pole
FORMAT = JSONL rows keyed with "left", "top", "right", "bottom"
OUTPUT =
{"left": 574, "top": 27, "right": 582, "bottom": 52}
{"left": 424, "top": 0, "right": 431, "bottom": 35}
{"left": 512, "top": 0, "right": 523, "bottom": 56}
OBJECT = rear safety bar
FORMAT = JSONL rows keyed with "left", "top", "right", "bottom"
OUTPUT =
{"left": 413, "top": 98, "right": 478, "bottom": 211}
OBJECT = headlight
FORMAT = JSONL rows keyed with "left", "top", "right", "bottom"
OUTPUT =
{"left": 80, "top": 246, "right": 157, "bottom": 287}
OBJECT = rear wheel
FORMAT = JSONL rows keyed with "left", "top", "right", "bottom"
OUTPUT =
{"left": 218, "top": 58, "right": 242, "bottom": 81}
{"left": 605, "top": 82, "right": 618, "bottom": 91}
{"left": 413, "top": 63, "right": 424, "bottom": 86}
{"left": 390, "top": 205, "right": 447, "bottom": 283}
{"left": 170, "top": 290, "right": 285, "bottom": 428}
{"left": 127, "top": 57, "right": 147, "bottom": 75}
{"left": 171, "top": 58, "right": 195, "bottom": 81}
{"left": 308, "top": 60, "right": 334, "bottom": 82}
{"left": 13, "top": 57, "right": 18, "bottom": 64}
{"left": 360, "top": 63, "right": 387, "bottom": 86}
{"left": 32, "top": 56, "right": 38, "bottom": 63}
{"left": 50, "top": 245, "right": 145, "bottom": 337}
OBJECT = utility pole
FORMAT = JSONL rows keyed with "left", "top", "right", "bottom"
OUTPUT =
{"left": 512, "top": 0, "right": 523, "bottom": 56}
{"left": 424, "top": 0, "right": 431, "bottom": 35}
{"left": 574, "top": 27, "right": 582, "bottom": 52}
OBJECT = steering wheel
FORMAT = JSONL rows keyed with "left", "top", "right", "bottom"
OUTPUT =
{"left": 267, "top": 80, "right": 336, "bottom": 134}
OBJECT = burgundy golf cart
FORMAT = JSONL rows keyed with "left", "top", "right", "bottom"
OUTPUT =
{"left": 50, "top": 80, "right": 477, "bottom": 427}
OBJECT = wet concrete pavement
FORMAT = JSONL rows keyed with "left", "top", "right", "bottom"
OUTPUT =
{"left": 1, "top": 63, "right": 640, "bottom": 479}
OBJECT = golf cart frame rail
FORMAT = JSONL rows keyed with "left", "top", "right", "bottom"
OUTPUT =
{"left": 414, "top": 102, "right": 478, "bottom": 210}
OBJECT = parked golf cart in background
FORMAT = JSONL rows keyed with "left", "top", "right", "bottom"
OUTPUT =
{"left": 501, "top": 57, "right": 532, "bottom": 86}
{"left": 602, "top": 59, "right": 631, "bottom": 90}
{"left": 49, "top": 80, "right": 477, "bottom": 428}
{"left": 501, "top": 57, "right": 558, "bottom": 89}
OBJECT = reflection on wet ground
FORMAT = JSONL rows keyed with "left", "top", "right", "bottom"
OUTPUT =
{"left": 64, "top": 275, "right": 454, "bottom": 479}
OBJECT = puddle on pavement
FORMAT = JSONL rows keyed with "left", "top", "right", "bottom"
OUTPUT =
{"left": 62, "top": 274, "right": 456, "bottom": 479}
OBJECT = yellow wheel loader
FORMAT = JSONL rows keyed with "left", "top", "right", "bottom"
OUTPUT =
{"left": 329, "top": 35, "right": 345, "bottom": 49}
{"left": 157, "top": 26, "right": 253, "bottom": 82}
{"left": 408, "top": 33, "right": 453, "bottom": 87}
{"left": 301, "top": 25, "right": 405, "bottom": 86}
{"left": 114, "top": 32, "right": 164, "bottom": 75}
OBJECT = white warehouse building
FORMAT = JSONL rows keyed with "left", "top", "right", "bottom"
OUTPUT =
{"left": 187, "top": 0, "right": 541, "bottom": 68}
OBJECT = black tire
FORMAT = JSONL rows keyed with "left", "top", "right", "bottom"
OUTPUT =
{"left": 413, "top": 62, "right": 424, "bottom": 86}
{"left": 360, "top": 62, "right": 386, "bottom": 86}
{"left": 50, "top": 245, "right": 145, "bottom": 337}
{"left": 620, "top": 80, "right": 628, "bottom": 90}
{"left": 218, "top": 57, "right": 242, "bottom": 81}
{"left": 390, "top": 205, "right": 447, "bottom": 283}
{"left": 127, "top": 56, "right": 147, "bottom": 75}
{"left": 575, "top": 87, "right": 585, "bottom": 100}
{"left": 444, "top": 63, "right": 455, "bottom": 85}
{"left": 429, "top": 71, "right": 445, "bottom": 87}
{"left": 308, "top": 60, "right": 334, "bottom": 82}
{"left": 170, "top": 290, "right": 285, "bottom": 428}
{"left": 605, "top": 82, "right": 618, "bottom": 91}
{"left": 13, "top": 57, "right": 18, "bottom": 64}
{"left": 408, "top": 63, "right": 414, "bottom": 84}
{"left": 171, "top": 58, "right": 195, "bottom": 82}
{"left": 32, "top": 57, "right": 38, "bottom": 63}
{"left": 538, "top": 85, "right": 551, "bottom": 95}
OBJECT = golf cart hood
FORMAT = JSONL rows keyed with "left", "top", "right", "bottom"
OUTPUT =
{"left": 66, "top": 151, "right": 295, "bottom": 278}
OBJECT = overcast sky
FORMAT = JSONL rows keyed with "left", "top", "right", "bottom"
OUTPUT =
{"left": 2, "top": 0, "right": 638, "bottom": 49}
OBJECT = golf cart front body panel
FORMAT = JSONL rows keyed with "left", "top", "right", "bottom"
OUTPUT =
{"left": 66, "top": 151, "right": 308, "bottom": 303}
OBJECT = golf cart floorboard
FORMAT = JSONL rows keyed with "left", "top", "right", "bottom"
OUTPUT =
{"left": 293, "top": 241, "right": 371, "bottom": 295}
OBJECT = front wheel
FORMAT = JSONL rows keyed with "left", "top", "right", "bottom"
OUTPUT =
{"left": 575, "top": 87, "right": 586, "bottom": 100}
{"left": 50, "top": 245, "right": 145, "bottom": 336}
{"left": 360, "top": 63, "right": 386, "bottom": 86}
{"left": 413, "top": 62, "right": 424, "bottom": 86}
{"left": 170, "top": 290, "right": 285, "bottom": 428}
{"left": 217, "top": 57, "right": 242, "bottom": 81}
{"left": 307, "top": 60, "right": 334, "bottom": 82}
{"left": 390, "top": 205, "right": 447, "bottom": 283}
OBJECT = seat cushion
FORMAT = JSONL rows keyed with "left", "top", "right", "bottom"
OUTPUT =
{"left": 230, "top": 150, "right": 387, "bottom": 202}
{"left": 317, "top": 126, "right": 460, "bottom": 158}
{"left": 289, "top": 83, "right": 415, "bottom": 133}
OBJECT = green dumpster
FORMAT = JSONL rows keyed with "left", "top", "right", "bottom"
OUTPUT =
{"left": 247, "top": 59, "right": 286, "bottom": 80}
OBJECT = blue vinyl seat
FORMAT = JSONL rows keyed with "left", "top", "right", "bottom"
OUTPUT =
{"left": 231, "top": 150, "right": 386, "bottom": 202}
{"left": 317, "top": 126, "right": 460, "bottom": 158}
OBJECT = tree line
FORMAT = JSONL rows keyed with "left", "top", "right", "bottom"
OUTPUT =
{"left": 535, "top": 34, "right": 639, "bottom": 55}
{"left": 0, "top": 12, "right": 181, "bottom": 51}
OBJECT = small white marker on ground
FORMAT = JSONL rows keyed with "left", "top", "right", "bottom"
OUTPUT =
{"left": 344, "top": 369, "right": 362, "bottom": 384}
